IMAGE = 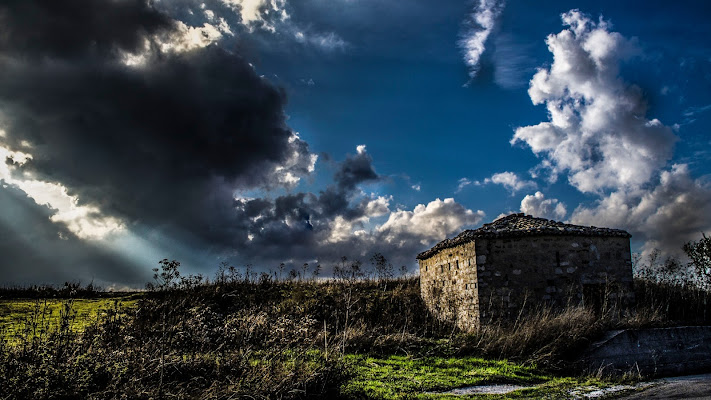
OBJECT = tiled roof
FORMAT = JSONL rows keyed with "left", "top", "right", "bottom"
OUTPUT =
{"left": 416, "top": 213, "right": 630, "bottom": 260}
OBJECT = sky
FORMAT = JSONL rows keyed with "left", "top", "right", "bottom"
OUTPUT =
{"left": 1, "top": 0, "right": 710, "bottom": 288}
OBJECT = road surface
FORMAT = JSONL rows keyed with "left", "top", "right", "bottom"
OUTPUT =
{"left": 616, "top": 373, "right": 711, "bottom": 399}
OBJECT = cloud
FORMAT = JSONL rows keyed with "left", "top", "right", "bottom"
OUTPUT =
{"left": 492, "top": 34, "right": 536, "bottom": 89}
{"left": 334, "top": 146, "right": 380, "bottom": 191}
{"left": 520, "top": 191, "right": 567, "bottom": 220}
{"left": 378, "top": 198, "right": 485, "bottom": 246}
{"left": 0, "top": 181, "right": 145, "bottom": 287}
{"left": 513, "top": 10, "right": 711, "bottom": 258}
{"left": 294, "top": 30, "right": 348, "bottom": 51}
{"left": 323, "top": 195, "right": 391, "bottom": 244}
{"left": 1, "top": 45, "right": 316, "bottom": 240}
{"left": 456, "top": 178, "right": 473, "bottom": 193}
{"left": 0, "top": 0, "right": 175, "bottom": 59}
{"left": 486, "top": 172, "right": 537, "bottom": 193}
{"left": 273, "top": 133, "right": 319, "bottom": 189}
{"left": 220, "top": 0, "right": 289, "bottom": 31}
{"left": 511, "top": 10, "right": 677, "bottom": 194}
{"left": 458, "top": 172, "right": 536, "bottom": 194}
{"left": 0, "top": 1, "right": 485, "bottom": 285}
{"left": 683, "top": 104, "right": 711, "bottom": 118}
{"left": 0, "top": 0, "right": 325, "bottom": 283}
{"left": 572, "top": 164, "right": 711, "bottom": 257}
{"left": 212, "top": 0, "right": 346, "bottom": 50}
{"left": 459, "top": 0, "right": 505, "bottom": 78}
{"left": 227, "top": 147, "right": 483, "bottom": 270}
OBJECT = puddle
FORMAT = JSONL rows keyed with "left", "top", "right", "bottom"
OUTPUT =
{"left": 429, "top": 382, "right": 650, "bottom": 397}
{"left": 568, "top": 382, "right": 655, "bottom": 399}
{"left": 431, "top": 383, "right": 530, "bottom": 395}
{"left": 425, "top": 374, "right": 709, "bottom": 398}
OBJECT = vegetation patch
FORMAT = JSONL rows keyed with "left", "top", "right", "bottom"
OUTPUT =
{"left": 0, "top": 296, "right": 138, "bottom": 343}
{"left": 340, "top": 354, "right": 601, "bottom": 399}
{"left": 0, "top": 251, "right": 708, "bottom": 399}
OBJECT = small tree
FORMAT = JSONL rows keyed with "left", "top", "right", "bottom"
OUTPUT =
{"left": 147, "top": 259, "right": 181, "bottom": 393}
{"left": 370, "top": 253, "right": 393, "bottom": 281}
{"left": 301, "top": 263, "right": 309, "bottom": 282}
{"left": 370, "top": 252, "right": 393, "bottom": 290}
{"left": 312, "top": 264, "right": 321, "bottom": 281}
{"left": 215, "top": 261, "right": 228, "bottom": 284}
{"left": 684, "top": 233, "right": 711, "bottom": 290}
{"left": 149, "top": 259, "right": 181, "bottom": 291}
{"left": 227, "top": 265, "right": 241, "bottom": 282}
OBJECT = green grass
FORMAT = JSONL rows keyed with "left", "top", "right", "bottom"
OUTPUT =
{"left": 341, "top": 354, "right": 612, "bottom": 399}
{"left": 0, "top": 296, "right": 138, "bottom": 342}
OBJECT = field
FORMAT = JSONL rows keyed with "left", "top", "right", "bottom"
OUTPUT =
{"left": 0, "top": 296, "right": 138, "bottom": 343}
{"left": 0, "top": 264, "right": 708, "bottom": 399}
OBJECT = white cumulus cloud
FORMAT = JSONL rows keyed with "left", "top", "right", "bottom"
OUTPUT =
{"left": 511, "top": 10, "right": 711, "bottom": 258}
{"left": 572, "top": 164, "right": 711, "bottom": 256}
{"left": 511, "top": 10, "right": 677, "bottom": 194}
{"left": 378, "top": 198, "right": 485, "bottom": 246}
{"left": 322, "top": 195, "right": 391, "bottom": 244}
{"left": 487, "top": 171, "right": 537, "bottom": 193}
{"left": 520, "top": 191, "right": 567, "bottom": 220}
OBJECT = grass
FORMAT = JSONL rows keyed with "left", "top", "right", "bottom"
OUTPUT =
{"left": 341, "top": 354, "right": 615, "bottom": 399}
{"left": 0, "top": 262, "right": 707, "bottom": 399}
{"left": 341, "top": 355, "right": 544, "bottom": 398}
{"left": 0, "top": 296, "right": 138, "bottom": 343}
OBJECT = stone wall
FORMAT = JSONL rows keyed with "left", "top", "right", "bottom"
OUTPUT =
{"left": 475, "top": 235, "right": 634, "bottom": 321}
{"left": 419, "top": 234, "right": 634, "bottom": 330}
{"left": 418, "top": 241, "right": 480, "bottom": 331}
{"left": 581, "top": 327, "right": 711, "bottom": 377}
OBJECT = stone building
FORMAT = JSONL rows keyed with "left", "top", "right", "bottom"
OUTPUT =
{"left": 417, "top": 213, "right": 634, "bottom": 331}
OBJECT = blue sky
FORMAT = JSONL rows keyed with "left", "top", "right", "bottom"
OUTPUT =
{"left": 0, "top": 0, "right": 710, "bottom": 287}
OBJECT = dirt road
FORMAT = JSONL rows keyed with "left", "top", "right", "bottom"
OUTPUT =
{"left": 616, "top": 373, "right": 711, "bottom": 399}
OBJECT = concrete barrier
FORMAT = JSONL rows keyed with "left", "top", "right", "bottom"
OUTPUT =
{"left": 581, "top": 326, "right": 711, "bottom": 377}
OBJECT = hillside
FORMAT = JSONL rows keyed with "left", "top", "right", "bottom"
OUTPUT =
{"left": 1, "top": 260, "right": 709, "bottom": 399}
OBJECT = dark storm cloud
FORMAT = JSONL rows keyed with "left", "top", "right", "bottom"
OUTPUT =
{"left": 0, "top": 0, "right": 476, "bottom": 284}
{"left": 311, "top": 149, "right": 382, "bottom": 220}
{"left": 227, "top": 148, "right": 482, "bottom": 274}
{"left": 0, "top": 0, "right": 174, "bottom": 59}
{"left": 0, "top": 181, "right": 146, "bottom": 287}
{"left": 225, "top": 150, "right": 386, "bottom": 262}
{"left": 0, "top": 1, "right": 311, "bottom": 229}
{"left": 0, "top": 0, "right": 317, "bottom": 283}
{"left": 334, "top": 149, "right": 379, "bottom": 191}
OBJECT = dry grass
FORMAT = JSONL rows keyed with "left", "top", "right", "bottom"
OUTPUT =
{"left": 1, "top": 266, "right": 708, "bottom": 398}
{"left": 457, "top": 306, "right": 603, "bottom": 368}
